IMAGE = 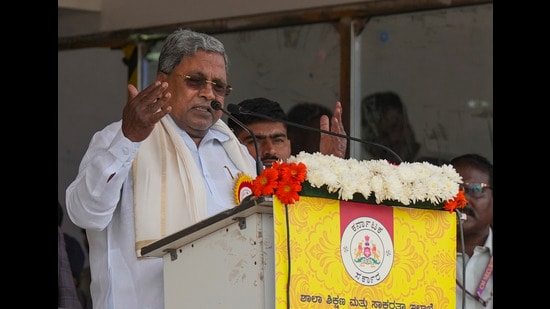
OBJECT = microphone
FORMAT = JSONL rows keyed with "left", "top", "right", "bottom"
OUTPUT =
{"left": 227, "top": 103, "right": 403, "bottom": 163}
{"left": 211, "top": 100, "right": 264, "bottom": 176}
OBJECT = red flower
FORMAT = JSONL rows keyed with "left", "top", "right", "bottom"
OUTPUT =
{"left": 443, "top": 189, "right": 467, "bottom": 213}
{"left": 276, "top": 178, "right": 303, "bottom": 204}
{"left": 252, "top": 167, "right": 279, "bottom": 196}
{"left": 252, "top": 161, "right": 307, "bottom": 205}
{"left": 286, "top": 162, "right": 307, "bottom": 182}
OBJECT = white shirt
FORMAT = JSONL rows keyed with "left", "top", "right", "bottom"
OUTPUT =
{"left": 456, "top": 227, "right": 493, "bottom": 309}
{"left": 66, "top": 117, "right": 255, "bottom": 309}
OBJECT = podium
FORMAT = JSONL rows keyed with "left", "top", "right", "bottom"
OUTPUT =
{"left": 142, "top": 195, "right": 456, "bottom": 308}
{"left": 141, "top": 196, "right": 275, "bottom": 309}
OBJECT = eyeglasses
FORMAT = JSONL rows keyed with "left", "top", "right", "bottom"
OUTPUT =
{"left": 177, "top": 74, "right": 232, "bottom": 97}
{"left": 459, "top": 182, "right": 492, "bottom": 198}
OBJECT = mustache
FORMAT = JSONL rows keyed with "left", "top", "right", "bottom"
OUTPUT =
{"left": 461, "top": 206, "right": 476, "bottom": 218}
{"left": 261, "top": 155, "right": 279, "bottom": 161}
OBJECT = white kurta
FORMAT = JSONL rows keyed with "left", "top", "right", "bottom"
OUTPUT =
{"left": 66, "top": 117, "right": 256, "bottom": 309}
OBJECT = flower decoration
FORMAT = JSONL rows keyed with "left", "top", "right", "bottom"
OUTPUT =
{"left": 252, "top": 161, "right": 307, "bottom": 205}
{"left": 443, "top": 189, "right": 467, "bottom": 213}
{"left": 246, "top": 152, "right": 467, "bottom": 212}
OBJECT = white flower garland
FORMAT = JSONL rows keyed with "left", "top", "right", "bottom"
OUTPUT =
{"left": 287, "top": 152, "right": 462, "bottom": 206}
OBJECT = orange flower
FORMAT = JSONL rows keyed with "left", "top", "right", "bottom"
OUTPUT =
{"left": 252, "top": 167, "right": 279, "bottom": 196}
{"left": 443, "top": 189, "right": 467, "bottom": 213}
{"left": 252, "top": 161, "right": 307, "bottom": 205}
{"left": 276, "top": 178, "right": 302, "bottom": 204}
{"left": 286, "top": 162, "right": 307, "bottom": 182}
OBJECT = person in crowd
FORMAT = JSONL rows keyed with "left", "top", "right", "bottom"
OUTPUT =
{"left": 78, "top": 228, "right": 93, "bottom": 309}
{"left": 287, "top": 102, "right": 334, "bottom": 156}
{"left": 451, "top": 153, "right": 493, "bottom": 309}
{"left": 360, "top": 91, "right": 420, "bottom": 163}
{"left": 65, "top": 29, "right": 257, "bottom": 309}
{"left": 59, "top": 201, "right": 88, "bottom": 308}
{"left": 227, "top": 97, "right": 346, "bottom": 167}
{"left": 58, "top": 202, "right": 83, "bottom": 309}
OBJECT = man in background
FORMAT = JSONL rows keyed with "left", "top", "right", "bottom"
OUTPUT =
{"left": 451, "top": 153, "right": 493, "bottom": 309}
{"left": 227, "top": 97, "right": 346, "bottom": 167}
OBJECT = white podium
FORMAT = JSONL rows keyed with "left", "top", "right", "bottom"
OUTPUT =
{"left": 141, "top": 197, "right": 275, "bottom": 309}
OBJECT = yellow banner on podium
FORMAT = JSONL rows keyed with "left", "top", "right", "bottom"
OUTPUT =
{"left": 273, "top": 195, "right": 456, "bottom": 309}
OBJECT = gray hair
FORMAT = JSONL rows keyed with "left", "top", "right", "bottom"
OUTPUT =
{"left": 157, "top": 29, "right": 229, "bottom": 74}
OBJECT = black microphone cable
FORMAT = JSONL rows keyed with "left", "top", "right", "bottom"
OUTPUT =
{"left": 211, "top": 100, "right": 264, "bottom": 177}
{"left": 227, "top": 103, "right": 403, "bottom": 164}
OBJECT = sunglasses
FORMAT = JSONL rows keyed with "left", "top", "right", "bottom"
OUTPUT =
{"left": 177, "top": 74, "right": 232, "bottom": 97}
{"left": 459, "top": 182, "right": 492, "bottom": 198}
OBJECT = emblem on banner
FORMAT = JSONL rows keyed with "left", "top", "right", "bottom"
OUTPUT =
{"left": 340, "top": 216, "right": 394, "bottom": 286}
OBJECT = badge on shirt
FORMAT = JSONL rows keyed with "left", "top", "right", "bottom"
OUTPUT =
{"left": 234, "top": 173, "right": 254, "bottom": 206}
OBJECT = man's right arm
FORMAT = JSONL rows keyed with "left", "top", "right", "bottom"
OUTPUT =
{"left": 65, "top": 120, "right": 140, "bottom": 230}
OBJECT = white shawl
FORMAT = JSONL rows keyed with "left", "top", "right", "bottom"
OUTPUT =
{"left": 132, "top": 117, "right": 256, "bottom": 257}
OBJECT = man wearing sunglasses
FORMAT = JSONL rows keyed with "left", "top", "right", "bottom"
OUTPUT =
{"left": 227, "top": 97, "right": 347, "bottom": 168}
{"left": 65, "top": 29, "right": 257, "bottom": 309}
{"left": 451, "top": 153, "right": 493, "bottom": 309}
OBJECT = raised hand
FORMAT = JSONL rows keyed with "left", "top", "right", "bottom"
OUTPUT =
{"left": 319, "top": 101, "right": 347, "bottom": 158}
{"left": 122, "top": 81, "right": 172, "bottom": 142}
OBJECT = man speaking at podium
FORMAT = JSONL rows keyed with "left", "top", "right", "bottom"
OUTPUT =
{"left": 65, "top": 29, "right": 257, "bottom": 309}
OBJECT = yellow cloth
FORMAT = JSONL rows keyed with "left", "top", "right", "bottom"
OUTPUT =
{"left": 132, "top": 117, "right": 256, "bottom": 257}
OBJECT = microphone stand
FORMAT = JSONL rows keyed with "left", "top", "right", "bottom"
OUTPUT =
{"left": 211, "top": 100, "right": 264, "bottom": 176}
{"left": 227, "top": 104, "right": 403, "bottom": 163}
